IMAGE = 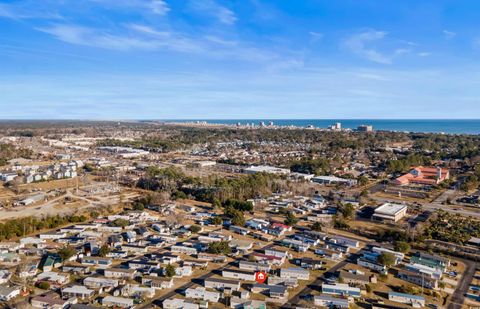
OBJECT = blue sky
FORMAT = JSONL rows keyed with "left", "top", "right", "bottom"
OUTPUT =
{"left": 1, "top": 0, "right": 480, "bottom": 119}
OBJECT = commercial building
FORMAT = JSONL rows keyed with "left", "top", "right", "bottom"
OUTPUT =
{"left": 18, "top": 193, "right": 46, "bottom": 206}
{"left": 192, "top": 161, "right": 217, "bottom": 168}
{"left": 394, "top": 166, "right": 449, "bottom": 186}
{"left": 372, "top": 203, "right": 408, "bottom": 222}
{"left": 357, "top": 125, "right": 373, "bottom": 132}
{"left": 468, "top": 237, "right": 480, "bottom": 247}
{"left": 312, "top": 175, "right": 357, "bottom": 186}
{"left": 329, "top": 122, "right": 342, "bottom": 131}
{"left": 244, "top": 165, "right": 290, "bottom": 175}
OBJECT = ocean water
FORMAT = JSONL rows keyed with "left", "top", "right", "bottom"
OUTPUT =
{"left": 165, "top": 119, "right": 480, "bottom": 135}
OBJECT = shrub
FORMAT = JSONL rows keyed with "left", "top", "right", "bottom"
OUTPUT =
{"left": 37, "top": 282, "right": 50, "bottom": 290}
{"left": 165, "top": 264, "right": 176, "bottom": 277}
{"left": 189, "top": 225, "right": 201, "bottom": 233}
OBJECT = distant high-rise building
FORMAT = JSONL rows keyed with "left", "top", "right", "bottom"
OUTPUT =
{"left": 357, "top": 125, "right": 373, "bottom": 132}
{"left": 329, "top": 122, "right": 342, "bottom": 131}
{"left": 268, "top": 121, "right": 274, "bottom": 126}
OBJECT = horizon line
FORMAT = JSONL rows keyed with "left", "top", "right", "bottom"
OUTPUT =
{"left": 1, "top": 118, "right": 480, "bottom": 121}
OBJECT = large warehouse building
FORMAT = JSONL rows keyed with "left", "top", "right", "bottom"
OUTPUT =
{"left": 372, "top": 202, "right": 408, "bottom": 222}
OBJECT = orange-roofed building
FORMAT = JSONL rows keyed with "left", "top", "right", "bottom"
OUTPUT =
{"left": 394, "top": 166, "right": 449, "bottom": 186}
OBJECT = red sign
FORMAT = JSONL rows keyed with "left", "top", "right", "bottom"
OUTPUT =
{"left": 255, "top": 271, "right": 267, "bottom": 284}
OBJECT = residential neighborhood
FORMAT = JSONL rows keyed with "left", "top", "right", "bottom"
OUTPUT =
{"left": 0, "top": 122, "right": 479, "bottom": 309}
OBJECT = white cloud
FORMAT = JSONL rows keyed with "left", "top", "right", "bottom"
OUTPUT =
{"left": 356, "top": 73, "right": 389, "bottom": 81}
{"left": 90, "top": 0, "right": 170, "bottom": 15}
{"left": 35, "top": 23, "right": 284, "bottom": 64}
{"left": 189, "top": 0, "right": 237, "bottom": 25}
{"left": 344, "top": 30, "right": 392, "bottom": 64}
{"left": 344, "top": 30, "right": 414, "bottom": 64}
{"left": 309, "top": 31, "right": 324, "bottom": 43}
{"left": 37, "top": 24, "right": 162, "bottom": 51}
{"left": 126, "top": 24, "right": 170, "bottom": 37}
{"left": 204, "top": 35, "right": 238, "bottom": 47}
{"left": 266, "top": 59, "right": 304, "bottom": 72}
{"left": 126, "top": 24, "right": 203, "bottom": 52}
{"left": 418, "top": 52, "right": 431, "bottom": 57}
{"left": 36, "top": 23, "right": 203, "bottom": 53}
{"left": 443, "top": 30, "right": 456, "bottom": 40}
{"left": 348, "top": 89, "right": 382, "bottom": 97}
{"left": 148, "top": 0, "right": 170, "bottom": 15}
{"left": 0, "top": 2, "right": 62, "bottom": 20}
{"left": 394, "top": 48, "right": 412, "bottom": 56}
{"left": 0, "top": 4, "right": 17, "bottom": 19}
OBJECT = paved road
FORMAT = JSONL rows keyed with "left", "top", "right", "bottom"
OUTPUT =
{"left": 150, "top": 260, "right": 238, "bottom": 307}
{"left": 283, "top": 229, "right": 476, "bottom": 309}
{"left": 370, "top": 195, "right": 480, "bottom": 218}
{"left": 282, "top": 249, "right": 364, "bottom": 309}
{"left": 447, "top": 259, "right": 477, "bottom": 309}
{"left": 140, "top": 241, "right": 276, "bottom": 308}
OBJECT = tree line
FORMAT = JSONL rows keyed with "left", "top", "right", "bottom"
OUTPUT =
{"left": 137, "top": 166, "right": 284, "bottom": 204}
{"left": 0, "top": 214, "right": 88, "bottom": 241}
